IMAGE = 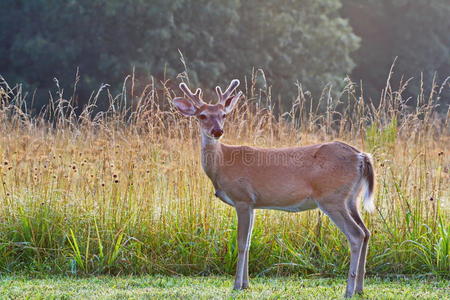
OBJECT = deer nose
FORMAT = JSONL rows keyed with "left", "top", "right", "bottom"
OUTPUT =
{"left": 211, "top": 128, "right": 223, "bottom": 138}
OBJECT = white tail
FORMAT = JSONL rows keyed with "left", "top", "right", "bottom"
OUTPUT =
{"left": 361, "top": 153, "right": 375, "bottom": 213}
{"left": 363, "top": 181, "right": 375, "bottom": 213}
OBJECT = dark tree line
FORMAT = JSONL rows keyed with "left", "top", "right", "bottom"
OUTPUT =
{"left": 0, "top": 0, "right": 448, "bottom": 112}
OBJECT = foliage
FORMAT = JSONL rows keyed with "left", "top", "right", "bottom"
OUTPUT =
{"left": 365, "top": 117, "right": 397, "bottom": 154}
{"left": 0, "top": 0, "right": 358, "bottom": 110}
{"left": 230, "top": 0, "right": 360, "bottom": 106}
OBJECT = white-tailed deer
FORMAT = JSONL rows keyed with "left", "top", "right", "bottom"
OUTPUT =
{"left": 173, "top": 79, "right": 375, "bottom": 298}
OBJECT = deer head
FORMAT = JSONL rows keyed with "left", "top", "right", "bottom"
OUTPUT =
{"left": 173, "top": 79, "right": 243, "bottom": 139}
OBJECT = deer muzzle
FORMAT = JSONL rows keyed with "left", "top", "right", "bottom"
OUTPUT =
{"left": 211, "top": 128, "right": 223, "bottom": 138}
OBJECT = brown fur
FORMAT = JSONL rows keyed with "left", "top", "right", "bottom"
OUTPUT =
{"left": 203, "top": 141, "right": 362, "bottom": 209}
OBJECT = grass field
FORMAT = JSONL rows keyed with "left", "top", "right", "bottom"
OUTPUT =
{"left": 0, "top": 74, "right": 448, "bottom": 281}
{"left": 1, "top": 275, "right": 449, "bottom": 299}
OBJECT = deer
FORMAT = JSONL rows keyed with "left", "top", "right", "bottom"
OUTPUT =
{"left": 172, "top": 79, "right": 375, "bottom": 298}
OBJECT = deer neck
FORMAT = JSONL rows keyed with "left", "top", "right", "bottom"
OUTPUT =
{"left": 200, "top": 131, "right": 222, "bottom": 182}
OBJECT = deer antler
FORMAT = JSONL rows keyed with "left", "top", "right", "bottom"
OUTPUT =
{"left": 215, "top": 79, "right": 240, "bottom": 104}
{"left": 179, "top": 82, "right": 205, "bottom": 107}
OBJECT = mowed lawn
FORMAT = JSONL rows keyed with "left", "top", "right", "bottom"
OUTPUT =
{"left": 0, "top": 276, "right": 449, "bottom": 299}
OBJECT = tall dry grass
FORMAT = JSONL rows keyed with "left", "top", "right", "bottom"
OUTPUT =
{"left": 0, "top": 70, "right": 448, "bottom": 277}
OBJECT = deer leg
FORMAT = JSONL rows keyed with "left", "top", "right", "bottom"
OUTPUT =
{"left": 233, "top": 202, "right": 254, "bottom": 290}
{"left": 320, "top": 205, "right": 365, "bottom": 298}
{"left": 242, "top": 209, "right": 255, "bottom": 289}
{"left": 348, "top": 199, "right": 371, "bottom": 294}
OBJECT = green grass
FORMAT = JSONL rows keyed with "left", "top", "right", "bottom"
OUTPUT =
{"left": 0, "top": 275, "right": 449, "bottom": 299}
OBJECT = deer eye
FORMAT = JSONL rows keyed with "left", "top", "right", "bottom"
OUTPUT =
{"left": 198, "top": 114, "right": 207, "bottom": 120}
{"left": 222, "top": 113, "right": 226, "bottom": 118}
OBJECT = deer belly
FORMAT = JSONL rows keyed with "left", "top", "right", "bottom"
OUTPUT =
{"left": 258, "top": 198, "right": 318, "bottom": 212}
{"left": 214, "top": 190, "right": 235, "bottom": 207}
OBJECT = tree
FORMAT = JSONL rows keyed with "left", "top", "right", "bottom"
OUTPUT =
{"left": 234, "top": 0, "right": 359, "bottom": 107}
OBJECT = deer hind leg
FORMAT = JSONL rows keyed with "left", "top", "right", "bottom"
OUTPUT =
{"left": 348, "top": 198, "right": 371, "bottom": 294}
{"left": 319, "top": 204, "right": 366, "bottom": 298}
{"left": 234, "top": 202, "right": 254, "bottom": 290}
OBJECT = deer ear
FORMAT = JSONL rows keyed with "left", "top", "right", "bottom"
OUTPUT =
{"left": 223, "top": 91, "right": 242, "bottom": 113}
{"left": 173, "top": 97, "right": 197, "bottom": 116}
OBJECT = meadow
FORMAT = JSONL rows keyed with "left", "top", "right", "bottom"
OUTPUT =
{"left": 0, "top": 73, "right": 448, "bottom": 281}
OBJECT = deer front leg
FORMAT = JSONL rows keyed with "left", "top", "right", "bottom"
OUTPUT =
{"left": 234, "top": 202, "right": 254, "bottom": 290}
{"left": 242, "top": 209, "right": 255, "bottom": 289}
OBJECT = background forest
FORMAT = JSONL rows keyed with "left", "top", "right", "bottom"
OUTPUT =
{"left": 1, "top": 0, "right": 449, "bottom": 112}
